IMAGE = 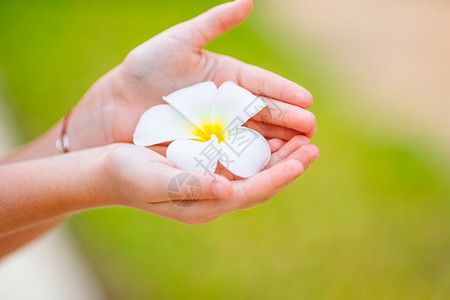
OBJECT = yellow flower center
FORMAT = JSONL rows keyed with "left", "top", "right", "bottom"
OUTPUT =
{"left": 194, "top": 122, "right": 227, "bottom": 143}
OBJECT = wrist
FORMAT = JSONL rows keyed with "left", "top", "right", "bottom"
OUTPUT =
{"left": 98, "top": 143, "right": 152, "bottom": 210}
{"left": 91, "top": 143, "right": 133, "bottom": 207}
{"left": 84, "top": 144, "right": 124, "bottom": 207}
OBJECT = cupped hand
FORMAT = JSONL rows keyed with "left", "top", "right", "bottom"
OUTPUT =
{"left": 104, "top": 136, "right": 318, "bottom": 224}
{"left": 71, "top": 0, "right": 316, "bottom": 150}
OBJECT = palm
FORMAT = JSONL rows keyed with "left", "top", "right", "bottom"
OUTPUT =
{"left": 114, "top": 36, "right": 213, "bottom": 143}
{"left": 110, "top": 140, "right": 318, "bottom": 224}
{"left": 121, "top": 36, "right": 209, "bottom": 102}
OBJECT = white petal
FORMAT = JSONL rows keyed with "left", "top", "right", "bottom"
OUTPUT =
{"left": 213, "top": 81, "right": 267, "bottom": 131}
{"left": 167, "top": 135, "right": 220, "bottom": 175}
{"left": 219, "top": 127, "right": 270, "bottom": 178}
{"left": 163, "top": 81, "right": 217, "bottom": 128}
{"left": 133, "top": 105, "right": 199, "bottom": 146}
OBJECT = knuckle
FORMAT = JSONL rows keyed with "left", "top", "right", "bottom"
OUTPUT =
{"left": 279, "top": 80, "right": 290, "bottom": 100}
{"left": 292, "top": 135, "right": 311, "bottom": 144}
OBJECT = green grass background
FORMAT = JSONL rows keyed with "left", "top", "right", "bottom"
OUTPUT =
{"left": 1, "top": 0, "right": 449, "bottom": 299}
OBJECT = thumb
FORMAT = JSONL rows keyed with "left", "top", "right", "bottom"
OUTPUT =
{"left": 163, "top": 170, "right": 233, "bottom": 202}
{"left": 164, "top": 0, "right": 254, "bottom": 48}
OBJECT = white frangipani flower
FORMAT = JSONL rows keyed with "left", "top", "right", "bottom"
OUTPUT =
{"left": 133, "top": 81, "right": 271, "bottom": 178}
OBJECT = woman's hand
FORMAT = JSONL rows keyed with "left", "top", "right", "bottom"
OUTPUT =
{"left": 104, "top": 135, "right": 318, "bottom": 224}
{"left": 69, "top": 0, "right": 316, "bottom": 151}
{"left": 0, "top": 135, "right": 317, "bottom": 240}
{"left": 0, "top": 136, "right": 317, "bottom": 239}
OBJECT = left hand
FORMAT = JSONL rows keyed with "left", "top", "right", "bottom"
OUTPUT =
{"left": 102, "top": 138, "right": 319, "bottom": 224}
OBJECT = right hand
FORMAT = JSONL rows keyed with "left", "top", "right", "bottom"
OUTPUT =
{"left": 68, "top": 0, "right": 316, "bottom": 151}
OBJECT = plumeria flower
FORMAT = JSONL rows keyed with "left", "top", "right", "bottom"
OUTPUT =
{"left": 133, "top": 81, "right": 271, "bottom": 178}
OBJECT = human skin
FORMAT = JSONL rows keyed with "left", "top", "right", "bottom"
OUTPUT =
{"left": 0, "top": 0, "right": 319, "bottom": 256}
{"left": 4, "top": 0, "right": 316, "bottom": 163}
{"left": 68, "top": 0, "right": 316, "bottom": 152}
{"left": 0, "top": 139, "right": 318, "bottom": 257}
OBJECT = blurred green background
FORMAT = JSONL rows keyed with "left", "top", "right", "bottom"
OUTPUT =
{"left": 0, "top": 0, "right": 449, "bottom": 299}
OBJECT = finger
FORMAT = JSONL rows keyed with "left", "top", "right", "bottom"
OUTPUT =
{"left": 235, "top": 61, "right": 313, "bottom": 108}
{"left": 306, "top": 125, "right": 316, "bottom": 139}
{"left": 265, "top": 135, "right": 311, "bottom": 168}
{"left": 164, "top": 0, "right": 253, "bottom": 48}
{"left": 146, "top": 159, "right": 303, "bottom": 224}
{"left": 147, "top": 145, "right": 318, "bottom": 224}
{"left": 146, "top": 167, "right": 233, "bottom": 202}
{"left": 250, "top": 98, "right": 317, "bottom": 133}
{"left": 279, "top": 143, "right": 320, "bottom": 170}
{"left": 244, "top": 120, "right": 301, "bottom": 140}
{"left": 268, "top": 138, "right": 285, "bottom": 153}
{"left": 229, "top": 145, "right": 319, "bottom": 211}
{"left": 215, "top": 144, "right": 318, "bottom": 211}
{"left": 207, "top": 159, "right": 304, "bottom": 215}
